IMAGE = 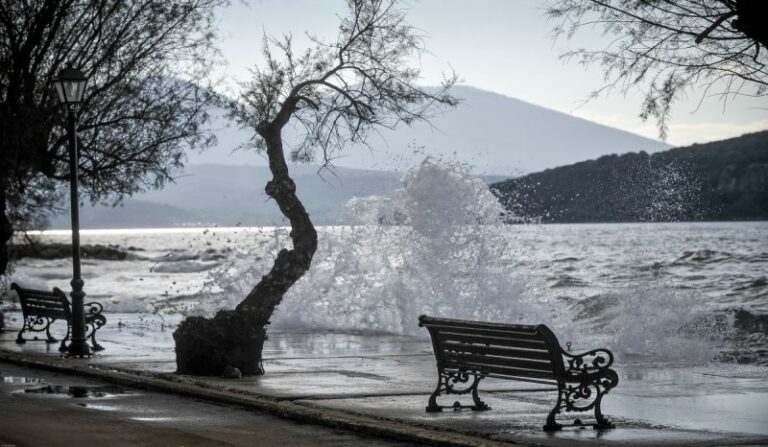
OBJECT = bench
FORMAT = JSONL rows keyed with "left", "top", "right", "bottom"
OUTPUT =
{"left": 419, "top": 315, "right": 618, "bottom": 431}
{"left": 12, "top": 283, "right": 106, "bottom": 352}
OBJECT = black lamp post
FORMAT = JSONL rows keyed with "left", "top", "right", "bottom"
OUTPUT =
{"left": 53, "top": 65, "right": 91, "bottom": 357}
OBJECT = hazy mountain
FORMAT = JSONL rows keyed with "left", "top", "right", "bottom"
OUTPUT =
{"left": 47, "top": 163, "right": 509, "bottom": 229}
{"left": 491, "top": 131, "right": 768, "bottom": 222}
{"left": 50, "top": 164, "right": 403, "bottom": 228}
{"left": 47, "top": 85, "right": 675, "bottom": 229}
{"left": 189, "top": 85, "right": 670, "bottom": 175}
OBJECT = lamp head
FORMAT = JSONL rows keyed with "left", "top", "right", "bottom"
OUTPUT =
{"left": 54, "top": 64, "right": 88, "bottom": 105}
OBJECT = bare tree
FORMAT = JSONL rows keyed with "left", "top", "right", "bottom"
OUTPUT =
{"left": 0, "top": 0, "right": 225, "bottom": 276}
{"left": 547, "top": 0, "right": 768, "bottom": 139}
{"left": 173, "top": 0, "right": 457, "bottom": 376}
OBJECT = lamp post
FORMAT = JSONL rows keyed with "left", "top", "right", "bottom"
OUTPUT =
{"left": 53, "top": 65, "right": 90, "bottom": 357}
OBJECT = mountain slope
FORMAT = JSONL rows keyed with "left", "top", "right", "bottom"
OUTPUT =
{"left": 189, "top": 86, "right": 670, "bottom": 174}
{"left": 50, "top": 164, "right": 403, "bottom": 228}
{"left": 491, "top": 131, "right": 768, "bottom": 222}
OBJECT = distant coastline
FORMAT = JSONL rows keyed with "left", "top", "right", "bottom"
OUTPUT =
{"left": 492, "top": 131, "right": 768, "bottom": 223}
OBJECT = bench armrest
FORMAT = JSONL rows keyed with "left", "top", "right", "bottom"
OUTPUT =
{"left": 84, "top": 301, "right": 104, "bottom": 315}
{"left": 561, "top": 347, "right": 614, "bottom": 375}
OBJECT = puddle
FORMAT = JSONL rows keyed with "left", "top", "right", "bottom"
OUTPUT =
{"left": 2, "top": 376, "right": 46, "bottom": 384}
{"left": 131, "top": 417, "right": 177, "bottom": 422}
{"left": 79, "top": 403, "right": 122, "bottom": 411}
{"left": 22, "top": 384, "right": 130, "bottom": 398}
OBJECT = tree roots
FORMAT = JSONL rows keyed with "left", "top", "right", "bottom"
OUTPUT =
{"left": 173, "top": 310, "right": 267, "bottom": 376}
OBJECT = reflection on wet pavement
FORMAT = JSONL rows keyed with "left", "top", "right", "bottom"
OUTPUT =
{"left": 21, "top": 384, "right": 130, "bottom": 398}
{"left": 2, "top": 313, "right": 768, "bottom": 446}
{"left": 0, "top": 361, "right": 421, "bottom": 447}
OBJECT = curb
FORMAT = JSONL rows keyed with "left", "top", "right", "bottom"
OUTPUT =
{"left": 0, "top": 349, "right": 528, "bottom": 447}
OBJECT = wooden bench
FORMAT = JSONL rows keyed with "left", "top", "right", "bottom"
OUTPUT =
{"left": 419, "top": 315, "right": 618, "bottom": 431}
{"left": 12, "top": 283, "right": 106, "bottom": 352}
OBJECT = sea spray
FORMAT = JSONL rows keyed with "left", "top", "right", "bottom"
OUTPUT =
{"left": 202, "top": 158, "right": 544, "bottom": 334}
{"left": 99, "top": 157, "right": 757, "bottom": 364}
{"left": 562, "top": 160, "right": 732, "bottom": 363}
{"left": 569, "top": 286, "right": 737, "bottom": 363}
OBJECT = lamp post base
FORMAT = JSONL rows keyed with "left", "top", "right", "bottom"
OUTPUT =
{"left": 67, "top": 339, "right": 92, "bottom": 357}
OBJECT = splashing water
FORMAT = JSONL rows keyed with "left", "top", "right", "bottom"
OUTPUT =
{"left": 192, "top": 158, "right": 741, "bottom": 362}
{"left": 202, "top": 158, "right": 543, "bottom": 334}
{"left": 568, "top": 285, "right": 737, "bottom": 363}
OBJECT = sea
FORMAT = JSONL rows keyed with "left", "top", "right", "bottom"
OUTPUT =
{"left": 3, "top": 160, "right": 767, "bottom": 366}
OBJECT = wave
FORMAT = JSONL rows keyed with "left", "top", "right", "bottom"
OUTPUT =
{"left": 549, "top": 274, "right": 589, "bottom": 288}
{"left": 670, "top": 250, "right": 768, "bottom": 266}
{"left": 185, "top": 158, "right": 763, "bottom": 365}
{"left": 150, "top": 260, "right": 220, "bottom": 274}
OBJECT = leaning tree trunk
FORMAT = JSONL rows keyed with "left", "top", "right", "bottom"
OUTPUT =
{"left": 173, "top": 124, "right": 318, "bottom": 375}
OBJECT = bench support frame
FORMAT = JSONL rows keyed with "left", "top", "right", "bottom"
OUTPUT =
{"left": 12, "top": 283, "right": 106, "bottom": 353}
{"left": 426, "top": 369, "right": 490, "bottom": 412}
{"left": 545, "top": 369, "right": 619, "bottom": 431}
{"left": 16, "top": 315, "right": 58, "bottom": 344}
{"left": 419, "top": 315, "right": 619, "bottom": 431}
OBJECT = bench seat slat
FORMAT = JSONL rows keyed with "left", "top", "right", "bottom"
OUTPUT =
{"left": 442, "top": 352, "right": 554, "bottom": 373}
{"left": 420, "top": 316, "right": 539, "bottom": 332}
{"left": 25, "top": 296, "right": 62, "bottom": 306}
{"left": 440, "top": 342, "right": 553, "bottom": 361}
{"left": 436, "top": 333, "right": 547, "bottom": 350}
{"left": 24, "top": 296, "right": 64, "bottom": 306}
{"left": 426, "top": 324, "right": 542, "bottom": 340}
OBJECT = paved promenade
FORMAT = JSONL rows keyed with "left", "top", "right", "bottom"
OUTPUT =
{"left": 1, "top": 312, "right": 767, "bottom": 446}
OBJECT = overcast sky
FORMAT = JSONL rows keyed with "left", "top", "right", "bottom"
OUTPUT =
{"left": 211, "top": 0, "right": 766, "bottom": 147}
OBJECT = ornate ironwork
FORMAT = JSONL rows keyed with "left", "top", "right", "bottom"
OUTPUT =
{"left": 16, "top": 315, "right": 58, "bottom": 344}
{"left": 544, "top": 349, "right": 619, "bottom": 431}
{"left": 544, "top": 369, "right": 619, "bottom": 430}
{"left": 13, "top": 283, "right": 106, "bottom": 354}
{"left": 563, "top": 348, "right": 614, "bottom": 375}
{"left": 420, "top": 315, "right": 619, "bottom": 431}
{"left": 60, "top": 301, "right": 106, "bottom": 352}
{"left": 426, "top": 369, "right": 490, "bottom": 412}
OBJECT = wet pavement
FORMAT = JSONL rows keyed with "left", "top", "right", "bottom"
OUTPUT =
{"left": 1, "top": 312, "right": 768, "bottom": 446}
{"left": 0, "top": 361, "right": 422, "bottom": 447}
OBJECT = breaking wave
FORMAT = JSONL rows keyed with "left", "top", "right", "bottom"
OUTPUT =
{"left": 192, "top": 158, "right": 753, "bottom": 364}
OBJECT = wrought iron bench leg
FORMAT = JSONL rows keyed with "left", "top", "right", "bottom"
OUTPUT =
{"left": 59, "top": 324, "right": 71, "bottom": 352}
{"left": 545, "top": 370, "right": 619, "bottom": 431}
{"left": 544, "top": 388, "right": 565, "bottom": 431}
{"left": 15, "top": 317, "right": 56, "bottom": 344}
{"left": 15, "top": 322, "right": 28, "bottom": 344}
{"left": 426, "top": 370, "right": 490, "bottom": 412}
{"left": 426, "top": 372, "right": 445, "bottom": 412}
{"left": 44, "top": 319, "right": 58, "bottom": 343}
{"left": 592, "top": 370, "right": 619, "bottom": 429}
{"left": 89, "top": 325, "right": 104, "bottom": 352}
{"left": 85, "top": 314, "right": 107, "bottom": 352}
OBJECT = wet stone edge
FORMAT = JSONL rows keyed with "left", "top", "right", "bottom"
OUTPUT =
{"left": 0, "top": 349, "right": 526, "bottom": 447}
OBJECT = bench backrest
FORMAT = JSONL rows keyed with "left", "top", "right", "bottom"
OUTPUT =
{"left": 419, "top": 315, "right": 566, "bottom": 385}
{"left": 12, "top": 283, "right": 72, "bottom": 322}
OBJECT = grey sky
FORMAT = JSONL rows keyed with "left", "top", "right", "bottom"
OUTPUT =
{"left": 211, "top": 0, "right": 766, "bottom": 147}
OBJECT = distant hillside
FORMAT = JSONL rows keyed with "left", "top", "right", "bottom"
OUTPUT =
{"left": 491, "top": 131, "right": 768, "bottom": 222}
{"left": 190, "top": 86, "right": 670, "bottom": 174}
{"left": 50, "top": 164, "right": 403, "bottom": 229}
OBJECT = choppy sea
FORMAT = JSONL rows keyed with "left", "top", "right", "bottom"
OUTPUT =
{"left": 5, "top": 221, "right": 767, "bottom": 365}
{"left": 3, "top": 159, "right": 767, "bottom": 365}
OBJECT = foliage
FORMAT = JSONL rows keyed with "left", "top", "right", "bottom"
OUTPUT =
{"left": 230, "top": 0, "right": 458, "bottom": 165}
{"left": 0, "top": 0, "right": 225, "bottom": 274}
{"left": 492, "top": 131, "right": 768, "bottom": 222}
{"left": 174, "top": 0, "right": 457, "bottom": 376}
{"left": 547, "top": 0, "right": 768, "bottom": 139}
